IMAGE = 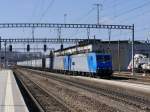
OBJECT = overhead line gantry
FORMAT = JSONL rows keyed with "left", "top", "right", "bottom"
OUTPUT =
{"left": 0, "top": 23, "right": 133, "bottom": 29}
{"left": 0, "top": 23, "right": 134, "bottom": 75}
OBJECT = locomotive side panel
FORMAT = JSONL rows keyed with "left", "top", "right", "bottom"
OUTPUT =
{"left": 53, "top": 56, "right": 64, "bottom": 70}
{"left": 45, "top": 58, "right": 50, "bottom": 68}
{"left": 70, "top": 54, "right": 89, "bottom": 72}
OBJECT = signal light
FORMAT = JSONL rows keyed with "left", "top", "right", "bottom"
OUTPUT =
{"left": 1, "top": 57, "right": 4, "bottom": 60}
{"left": 44, "top": 44, "right": 47, "bottom": 52}
{"left": 9, "top": 45, "right": 12, "bottom": 52}
{"left": 27, "top": 44, "right": 30, "bottom": 52}
{"left": 60, "top": 44, "right": 63, "bottom": 51}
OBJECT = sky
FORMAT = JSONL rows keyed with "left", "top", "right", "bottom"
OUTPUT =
{"left": 0, "top": 0, "right": 150, "bottom": 51}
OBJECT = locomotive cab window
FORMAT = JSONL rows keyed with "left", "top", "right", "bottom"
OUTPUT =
{"left": 72, "top": 62, "right": 75, "bottom": 65}
{"left": 104, "top": 56, "right": 111, "bottom": 62}
{"left": 96, "top": 55, "right": 111, "bottom": 62}
{"left": 96, "top": 55, "right": 104, "bottom": 62}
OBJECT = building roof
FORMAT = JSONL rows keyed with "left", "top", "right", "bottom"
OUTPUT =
{"left": 101, "top": 40, "right": 142, "bottom": 44}
{"left": 54, "top": 40, "right": 143, "bottom": 52}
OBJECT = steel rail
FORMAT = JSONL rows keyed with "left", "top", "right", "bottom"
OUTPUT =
{"left": 17, "top": 69, "right": 76, "bottom": 112}
{"left": 24, "top": 68, "right": 150, "bottom": 111}
{"left": 14, "top": 69, "right": 45, "bottom": 112}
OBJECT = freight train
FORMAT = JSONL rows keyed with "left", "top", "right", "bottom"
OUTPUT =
{"left": 17, "top": 52, "right": 113, "bottom": 77}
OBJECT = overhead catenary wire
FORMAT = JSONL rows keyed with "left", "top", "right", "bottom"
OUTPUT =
{"left": 110, "top": 1, "right": 150, "bottom": 39}
{"left": 73, "top": 7, "right": 96, "bottom": 23}
{"left": 97, "top": 1, "right": 150, "bottom": 41}
{"left": 112, "top": 2, "right": 150, "bottom": 38}
{"left": 111, "top": 1, "right": 150, "bottom": 19}
{"left": 119, "top": 8, "right": 150, "bottom": 23}
{"left": 101, "top": 0, "right": 150, "bottom": 25}
{"left": 39, "top": 0, "right": 55, "bottom": 22}
{"left": 101, "top": 0, "right": 135, "bottom": 17}
{"left": 102, "top": 0, "right": 126, "bottom": 11}
{"left": 31, "top": 0, "right": 42, "bottom": 22}
{"left": 69, "top": 7, "right": 96, "bottom": 38}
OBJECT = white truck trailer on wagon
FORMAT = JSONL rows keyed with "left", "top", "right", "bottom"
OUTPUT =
{"left": 128, "top": 54, "right": 150, "bottom": 73}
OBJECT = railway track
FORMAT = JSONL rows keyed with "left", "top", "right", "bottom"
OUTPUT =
{"left": 14, "top": 69, "right": 73, "bottom": 112}
{"left": 14, "top": 68, "right": 122, "bottom": 112}
{"left": 113, "top": 72, "right": 150, "bottom": 84}
{"left": 26, "top": 67, "right": 150, "bottom": 84}
{"left": 15, "top": 68, "right": 150, "bottom": 112}
{"left": 14, "top": 71, "right": 45, "bottom": 112}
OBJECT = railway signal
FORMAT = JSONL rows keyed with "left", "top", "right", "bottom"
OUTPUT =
{"left": 27, "top": 44, "right": 30, "bottom": 52}
{"left": 9, "top": 45, "right": 12, "bottom": 52}
{"left": 60, "top": 44, "right": 63, "bottom": 51}
{"left": 44, "top": 44, "right": 47, "bottom": 52}
{"left": 1, "top": 57, "right": 4, "bottom": 60}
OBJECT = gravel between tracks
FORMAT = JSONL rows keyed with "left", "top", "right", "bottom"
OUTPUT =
{"left": 15, "top": 70, "right": 71, "bottom": 112}
{"left": 15, "top": 68, "right": 150, "bottom": 112}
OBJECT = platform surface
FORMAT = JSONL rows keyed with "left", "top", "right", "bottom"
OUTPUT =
{"left": 0, "top": 69, "right": 29, "bottom": 112}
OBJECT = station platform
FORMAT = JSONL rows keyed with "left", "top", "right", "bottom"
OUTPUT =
{"left": 0, "top": 69, "right": 29, "bottom": 112}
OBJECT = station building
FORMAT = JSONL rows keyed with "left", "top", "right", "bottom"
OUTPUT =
{"left": 54, "top": 40, "right": 150, "bottom": 71}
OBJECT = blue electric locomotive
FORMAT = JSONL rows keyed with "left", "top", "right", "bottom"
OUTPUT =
{"left": 61, "top": 52, "right": 112, "bottom": 76}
